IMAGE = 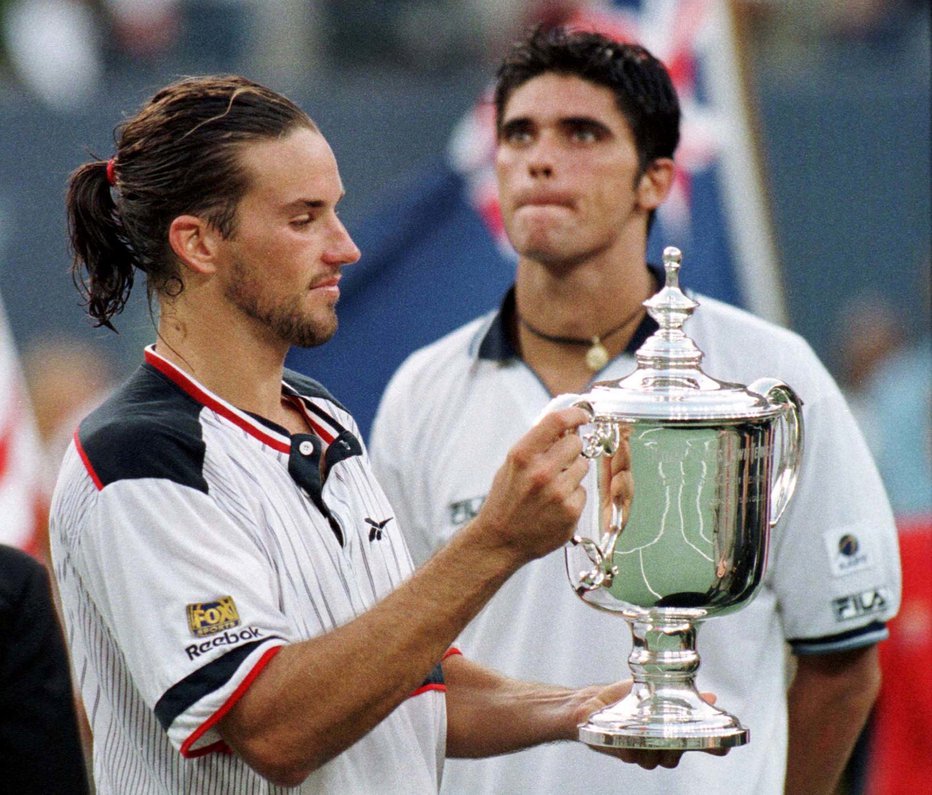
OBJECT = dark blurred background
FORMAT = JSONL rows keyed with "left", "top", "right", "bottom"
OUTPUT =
{"left": 1, "top": 0, "right": 928, "bottom": 382}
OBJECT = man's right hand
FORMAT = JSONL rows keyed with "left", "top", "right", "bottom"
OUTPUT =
{"left": 468, "top": 406, "right": 590, "bottom": 566}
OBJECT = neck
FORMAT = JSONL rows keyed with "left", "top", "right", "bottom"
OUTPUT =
{"left": 155, "top": 295, "right": 292, "bottom": 426}
{"left": 513, "top": 252, "right": 654, "bottom": 395}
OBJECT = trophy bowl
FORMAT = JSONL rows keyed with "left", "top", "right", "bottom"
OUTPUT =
{"left": 564, "top": 247, "right": 804, "bottom": 750}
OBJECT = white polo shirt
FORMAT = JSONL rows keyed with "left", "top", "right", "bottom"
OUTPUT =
{"left": 370, "top": 284, "right": 901, "bottom": 795}
{"left": 51, "top": 347, "right": 447, "bottom": 794}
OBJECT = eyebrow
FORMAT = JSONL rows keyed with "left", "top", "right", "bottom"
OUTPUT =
{"left": 281, "top": 193, "right": 346, "bottom": 212}
{"left": 560, "top": 116, "right": 611, "bottom": 129}
{"left": 500, "top": 115, "right": 613, "bottom": 133}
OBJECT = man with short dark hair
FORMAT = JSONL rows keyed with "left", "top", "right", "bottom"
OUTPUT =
{"left": 371, "top": 26, "right": 901, "bottom": 795}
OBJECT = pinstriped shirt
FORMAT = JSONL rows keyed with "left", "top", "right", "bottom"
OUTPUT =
{"left": 50, "top": 347, "right": 447, "bottom": 794}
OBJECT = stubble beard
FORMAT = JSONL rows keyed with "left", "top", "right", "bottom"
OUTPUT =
{"left": 225, "top": 259, "right": 338, "bottom": 349}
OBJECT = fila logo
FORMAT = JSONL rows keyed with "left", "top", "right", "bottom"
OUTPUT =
{"left": 366, "top": 517, "right": 392, "bottom": 542}
{"left": 832, "top": 588, "right": 889, "bottom": 622}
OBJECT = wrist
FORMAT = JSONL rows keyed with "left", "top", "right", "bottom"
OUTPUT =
{"left": 455, "top": 514, "right": 530, "bottom": 575}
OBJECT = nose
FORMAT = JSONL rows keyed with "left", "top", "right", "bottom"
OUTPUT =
{"left": 523, "top": 130, "right": 558, "bottom": 179}
{"left": 323, "top": 215, "right": 362, "bottom": 266}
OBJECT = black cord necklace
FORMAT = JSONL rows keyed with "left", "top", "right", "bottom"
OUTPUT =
{"left": 517, "top": 301, "right": 646, "bottom": 372}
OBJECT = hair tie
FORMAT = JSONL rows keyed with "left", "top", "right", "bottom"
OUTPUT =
{"left": 106, "top": 158, "right": 117, "bottom": 187}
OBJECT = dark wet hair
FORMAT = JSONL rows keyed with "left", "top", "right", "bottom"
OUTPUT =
{"left": 66, "top": 75, "right": 316, "bottom": 330}
{"left": 494, "top": 26, "right": 681, "bottom": 173}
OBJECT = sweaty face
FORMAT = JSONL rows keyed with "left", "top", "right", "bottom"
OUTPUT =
{"left": 495, "top": 73, "right": 648, "bottom": 270}
{"left": 220, "top": 127, "right": 360, "bottom": 349}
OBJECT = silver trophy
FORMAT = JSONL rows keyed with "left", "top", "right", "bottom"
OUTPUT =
{"left": 564, "top": 246, "right": 803, "bottom": 750}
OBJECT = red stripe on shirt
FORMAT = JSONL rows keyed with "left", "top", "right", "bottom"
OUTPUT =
{"left": 411, "top": 683, "right": 447, "bottom": 698}
{"left": 145, "top": 349, "right": 291, "bottom": 454}
{"left": 180, "top": 644, "right": 284, "bottom": 758}
{"left": 73, "top": 430, "right": 104, "bottom": 491}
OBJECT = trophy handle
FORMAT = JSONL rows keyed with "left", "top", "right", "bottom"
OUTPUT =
{"left": 541, "top": 394, "right": 624, "bottom": 592}
{"left": 749, "top": 378, "right": 805, "bottom": 528}
{"left": 570, "top": 402, "right": 625, "bottom": 592}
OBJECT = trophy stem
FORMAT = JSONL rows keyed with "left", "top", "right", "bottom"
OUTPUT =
{"left": 578, "top": 613, "right": 749, "bottom": 750}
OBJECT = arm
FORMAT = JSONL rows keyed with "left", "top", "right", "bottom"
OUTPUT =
{"left": 784, "top": 645, "right": 882, "bottom": 795}
{"left": 218, "top": 408, "right": 590, "bottom": 787}
{"left": 443, "top": 653, "right": 691, "bottom": 770}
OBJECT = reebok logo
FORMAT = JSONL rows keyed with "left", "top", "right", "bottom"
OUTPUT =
{"left": 185, "top": 627, "right": 264, "bottom": 660}
{"left": 366, "top": 517, "right": 392, "bottom": 541}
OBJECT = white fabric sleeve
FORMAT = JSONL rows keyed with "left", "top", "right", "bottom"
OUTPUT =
{"left": 767, "top": 360, "right": 901, "bottom": 653}
{"left": 75, "top": 477, "right": 293, "bottom": 753}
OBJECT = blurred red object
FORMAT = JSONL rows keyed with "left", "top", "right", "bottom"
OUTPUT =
{"left": 867, "top": 517, "right": 932, "bottom": 794}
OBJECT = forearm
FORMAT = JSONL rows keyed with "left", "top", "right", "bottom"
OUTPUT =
{"left": 443, "top": 654, "right": 590, "bottom": 758}
{"left": 220, "top": 522, "right": 522, "bottom": 785}
{"left": 784, "top": 646, "right": 881, "bottom": 795}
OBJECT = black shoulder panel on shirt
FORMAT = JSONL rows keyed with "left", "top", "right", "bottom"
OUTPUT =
{"left": 282, "top": 368, "right": 348, "bottom": 411}
{"left": 77, "top": 364, "right": 208, "bottom": 493}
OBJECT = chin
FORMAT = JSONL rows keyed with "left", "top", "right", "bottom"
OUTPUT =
{"left": 273, "top": 310, "right": 338, "bottom": 349}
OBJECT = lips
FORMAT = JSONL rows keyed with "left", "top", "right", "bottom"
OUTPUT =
{"left": 309, "top": 274, "right": 341, "bottom": 290}
{"left": 515, "top": 192, "right": 575, "bottom": 209}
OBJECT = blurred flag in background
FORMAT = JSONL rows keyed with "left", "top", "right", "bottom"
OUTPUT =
{"left": 287, "top": 0, "right": 782, "bottom": 439}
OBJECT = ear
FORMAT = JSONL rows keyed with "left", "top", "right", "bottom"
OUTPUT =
{"left": 636, "top": 158, "right": 676, "bottom": 211}
{"left": 167, "top": 215, "right": 222, "bottom": 276}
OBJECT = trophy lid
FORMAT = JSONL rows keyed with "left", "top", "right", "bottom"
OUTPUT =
{"left": 583, "top": 247, "right": 781, "bottom": 421}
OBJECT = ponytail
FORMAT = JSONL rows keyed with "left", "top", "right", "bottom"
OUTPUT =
{"left": 66, "top": 159, "right": 137, "bottom": 330}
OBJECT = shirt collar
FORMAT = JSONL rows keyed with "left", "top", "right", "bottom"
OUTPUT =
{"left": 476, "top": 263, "right": 663, "bottom": 363}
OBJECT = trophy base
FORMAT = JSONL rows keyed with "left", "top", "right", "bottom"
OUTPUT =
{"left": 578, "top": 686, "right": 750, "bottom": 751}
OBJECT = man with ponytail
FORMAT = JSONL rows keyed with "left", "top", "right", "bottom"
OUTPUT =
{"left": 51, "top": 75, "right": 686, "bottom": 793}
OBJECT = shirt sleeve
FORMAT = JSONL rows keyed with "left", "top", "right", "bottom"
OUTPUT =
{"left": 74, "top": 476, "right": 293, "bottom": 755}
{"left": 767, "top": 353, "right": 902, "bottom": 655}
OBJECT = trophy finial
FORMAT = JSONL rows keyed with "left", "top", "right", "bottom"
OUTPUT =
{"left": 643, "top": 247, "right": 699, "bottom": 332}
{"left": 662, "top": 246, "right": 682, "bottom": 288}
{"left": 637, "top": 245, "right": 702, "bottom": 368}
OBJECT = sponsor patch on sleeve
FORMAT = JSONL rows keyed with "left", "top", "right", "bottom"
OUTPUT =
{"left": 832, "top": 587, "right": 890, "bottom": 622}
{"left": 186, "top": 595, "right": 241, "bottom": 638}
{"left": 823, "top": 530, "right": 872, "bottom": 577}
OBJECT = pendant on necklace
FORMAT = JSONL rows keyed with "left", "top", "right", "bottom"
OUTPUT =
{"left": 585, "top": 337, "right": 609, "bottom": 372}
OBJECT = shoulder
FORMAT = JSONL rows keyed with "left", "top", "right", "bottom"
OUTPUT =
{"left": 688, "top": 295, "right": 831, "bottom": 383}
{"left": 282, "top": 368, "right": 344, "bottom": 406}
{"left": 76, "top": 365, "right": 208, "bottom": 492}
{"left": 371, "top": 314, "right": 492, "bottom": 450}
{"left": 690, "top": 295, "right": 809, "bottom": 348}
